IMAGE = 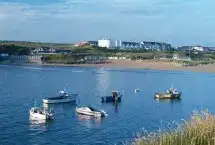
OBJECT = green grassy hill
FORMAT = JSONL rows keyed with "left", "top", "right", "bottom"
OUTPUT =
{"left": 0, "top": 40, "right": 73, "bottom": 49}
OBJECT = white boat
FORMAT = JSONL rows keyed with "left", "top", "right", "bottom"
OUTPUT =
{"left": 76, "top": 106, "right": 108, "bottom": 118}
{"left": 43, "top": 90, "right": 78, "bottom": 104}
{"left": 29, "top": 107, "right": 54, "bottom": 120}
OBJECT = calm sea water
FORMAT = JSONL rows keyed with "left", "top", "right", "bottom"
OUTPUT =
{"left": 1, "top": 65, "right": 215, "bottom": 145}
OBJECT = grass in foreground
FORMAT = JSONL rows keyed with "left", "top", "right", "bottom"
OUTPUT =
{"left": 133, "top": 110, "right": 215, "bottom": 145}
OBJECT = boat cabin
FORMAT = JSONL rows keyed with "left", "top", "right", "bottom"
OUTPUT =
{"left": 31, "top": 107, "right": 44, "bottom": 114}
{"left": 59, "top": 91, "right": 69, "bottom": 97}
{"left": 167, "top": 88, "right": 179, "bottom": 95}
{"left": 88, "top": 106, "right": 99, "bottom": 112}
{"left": 101, "top": 91, "right": 122, "bottom": 103}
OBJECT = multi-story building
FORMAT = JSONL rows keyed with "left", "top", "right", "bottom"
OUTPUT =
{"left": 98, "top": 39, "right": 122, "bottom": 49}
{"left": 121, "top": 42, "right": 140, "bottom": 50}
{"left": 140, "top": 41, "right": 172, "bottom": 51}
{"left": 98, "top": 39, "right": 121, "bottom": 49}
{"left": 98, "top": 39, "right": 114, "bottom": 48}
{"left": 31, "top": 47, "right": 44, "bottom": 54}
{"left": 31, "top": 47, "right": 56, "bottom": 54}
{"left": 114, "top": 40, "right": 122, "bottom": 48}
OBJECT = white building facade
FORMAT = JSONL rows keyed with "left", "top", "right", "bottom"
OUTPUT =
{"left": 98, "top": 39, "right": 112, "bottom": 48}
{"left": 98, "top": 39, "right": 122, "bottom": 49}
{"left": 192, "top": 46, "right": 204, "bottom": 51}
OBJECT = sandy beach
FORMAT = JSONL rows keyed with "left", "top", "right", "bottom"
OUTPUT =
{"left": 40, "top": 60, "right": 215, "bottom": 73}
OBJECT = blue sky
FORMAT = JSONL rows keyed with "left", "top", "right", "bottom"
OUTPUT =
{"left": 0, "top": 0, "right": 215, "bottom": 46}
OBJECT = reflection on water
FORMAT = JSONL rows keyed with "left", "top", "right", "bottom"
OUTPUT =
{"left": 29, "top": 117, "right": 53, "bottom": 136}
{"left": 101, "top": 101, "right": 121, "bottom": 114}
{"left": 77, "top": 114, "right": 102, "bottom": 128}
{"left": 95, "top": 68, "right": 109, "bottom": 96}
{"left": 113, "top": 102, "right": 120, "bottom": 113}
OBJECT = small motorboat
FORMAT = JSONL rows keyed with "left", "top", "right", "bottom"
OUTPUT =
{"left": 135, "top": 89, "right": 140, "bottom": 93}
{"left": 155, "top": 87, "right": 182, "bottom": 99}
{"left": 29, "top": 107, "right": 54, "bottom": 120}
{"left": 43, "top": 90, "right": 78, "bottom": 104}
{"left": 101, "top": 91, "right": 122, "bottom": 103}
{"left": 76, "top": 106, "right": 108, "bottom": 118}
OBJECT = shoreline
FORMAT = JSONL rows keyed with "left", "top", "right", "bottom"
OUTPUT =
{"left": 2, "top": 60, "right": 215, "bottom": 73}
{"left": 41, "top": 60, "right": 215, "bottom": 73}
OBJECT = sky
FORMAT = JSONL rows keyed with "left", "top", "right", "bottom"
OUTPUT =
{"left": 0, "top": 0, "right": 215, "bottom": 46}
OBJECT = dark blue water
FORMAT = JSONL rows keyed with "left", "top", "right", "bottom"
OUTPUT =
{"left": 1, "top": 65, "right": 215, "bottom": 145}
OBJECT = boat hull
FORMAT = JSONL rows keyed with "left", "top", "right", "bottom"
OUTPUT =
{"left": 154, "top": 93, "right": 181, "bottom": 99}
{"left": 29, "top": 112, "right": 53, "bottom": 120}
{"left": 76, "top": 108, "right": 102, "bottom": 117}
{"left": 76, "top": 107, "right": 108, "bottom": 118}
{"left": 30, "top": 113, "right": 47, "bottom": 120}
{"left": 43, "top": 95, "right": 77, "bottom": 104}
{"left": 101, "top": 96, "right": 122, "bottom": 103}
{"left": 43, "top": 98, "right": 76, "bottom": 104}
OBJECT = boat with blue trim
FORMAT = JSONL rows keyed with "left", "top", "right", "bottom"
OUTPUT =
{"left": 43, "top": 90, "right": 78, "bottom": 104}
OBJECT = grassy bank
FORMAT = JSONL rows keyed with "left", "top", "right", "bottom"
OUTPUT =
{"left": 134, "top": 110, "right": 215, "bottom": 145}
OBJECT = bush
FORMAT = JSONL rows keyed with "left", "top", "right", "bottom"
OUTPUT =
{"left": 134, "top": 110, "right": 215, "bottom": 145}
{"left": 0, "top": 44, "right": 30, "bottom": 55}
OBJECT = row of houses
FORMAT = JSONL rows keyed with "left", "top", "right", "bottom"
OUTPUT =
{"left": 75, "top": 39, "right": 215, "bottom": 52}
{"left": 74, "top": 39, "right": 173, "bottom": 51}
{"left": 96, "top": 39, "right": 173, "bottom": 51}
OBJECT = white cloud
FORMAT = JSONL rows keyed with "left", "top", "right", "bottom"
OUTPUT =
{"left": 0, "top": 0, "right": 215, "bottom": 45}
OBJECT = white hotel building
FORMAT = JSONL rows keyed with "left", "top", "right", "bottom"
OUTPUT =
{"left": 98, "top": 39, "right": 122, "bottom": 49}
